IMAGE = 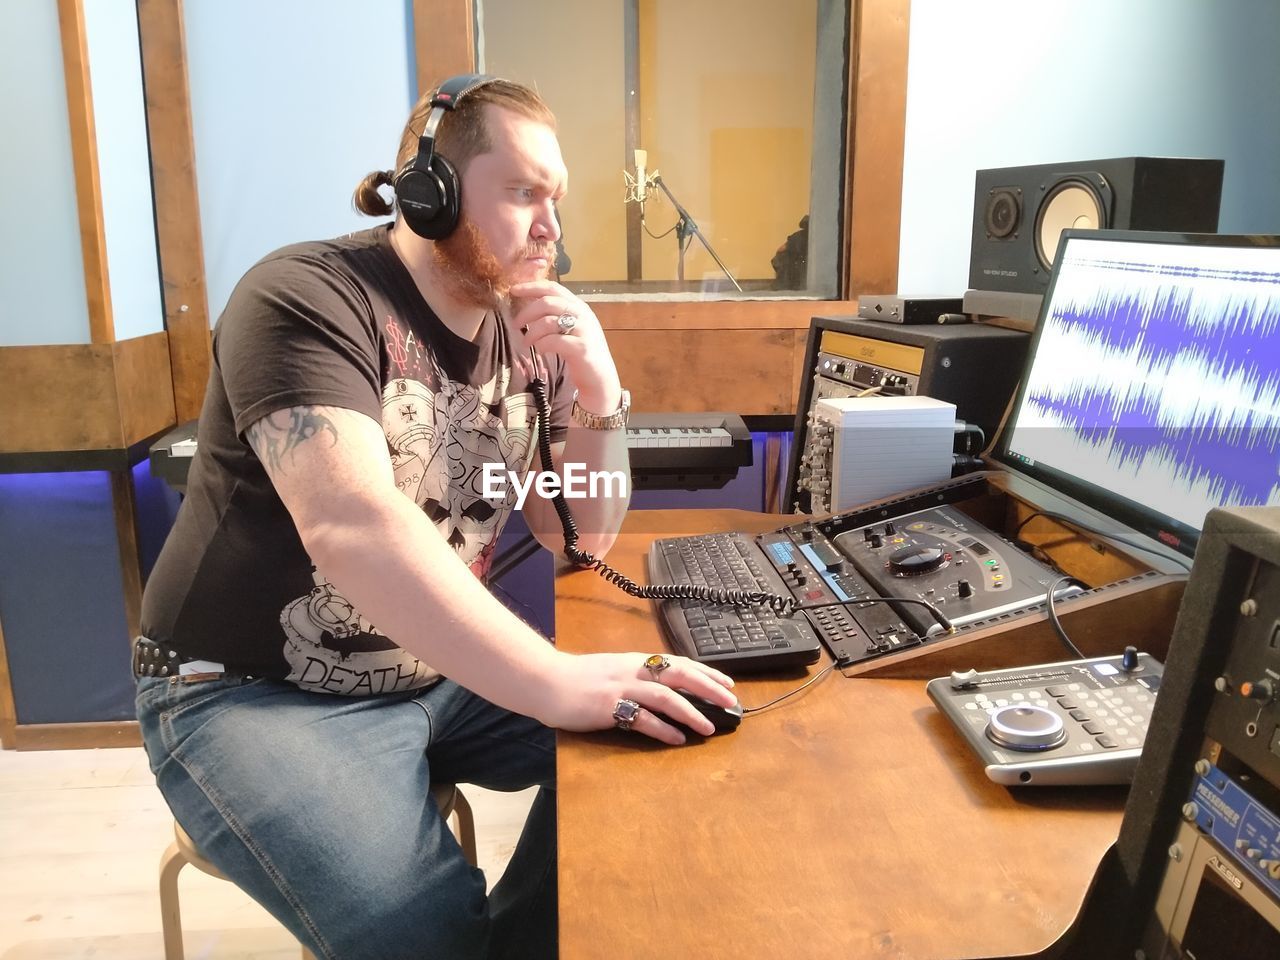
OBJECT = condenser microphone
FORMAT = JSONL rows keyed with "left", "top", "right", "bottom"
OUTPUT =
{"left": 633, "top": 149, "right": 648, "bottom": 204}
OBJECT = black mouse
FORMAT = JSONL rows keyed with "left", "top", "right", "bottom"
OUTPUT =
{"left": 652, "top": 689, "right": 743, "bottom": 737}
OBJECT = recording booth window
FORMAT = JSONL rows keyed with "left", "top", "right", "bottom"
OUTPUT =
{"left": 476, "top": 0, "right": 849, "bottom": 301}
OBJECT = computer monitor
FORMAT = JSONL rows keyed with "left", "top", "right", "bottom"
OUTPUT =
{"left": 994, "top": 229, "right": 1280, "bottom": 557}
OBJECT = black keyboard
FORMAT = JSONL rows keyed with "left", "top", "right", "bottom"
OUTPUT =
{"left": 647, "top": 532, "right": 822, "bottom": 672}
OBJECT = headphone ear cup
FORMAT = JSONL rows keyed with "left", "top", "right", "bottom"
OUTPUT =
{"left": 394, "top": 160, "right": 458, "bottom": 240}
{"left": 426, "top": 155, "right": 461, "bottom": 240}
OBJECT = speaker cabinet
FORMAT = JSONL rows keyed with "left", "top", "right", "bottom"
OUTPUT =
{"left": 964, "top": 157, "right": 1224, "bottom": 323}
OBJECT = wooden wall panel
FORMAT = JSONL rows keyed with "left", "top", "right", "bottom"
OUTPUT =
{"left": 413, "top": 0, "right": 475, "bottom": 92}
{"left": 0, "top": 337, "right": 175, "bottom": 457}
{"left": 0, "top": 615, "right": 16, "bottom": 749}
{"left": 0, "top": 344, "right": 120, "bottom": 453}
{"left": 595, "top": 300, "right": 855, "bottom": 416}
{"left": 110, "top": 470, "right": 144, "bottom": 644}
{"left": 113, "top": 332, "right": 176, "bottom": 446}
{"left": 57, "top": 0, "right": 113, "bottom": 345}
{"left": 846, "top": 0, "right": 910, "bottom": 297}
{"left": 137, "top": 0, "right": 213, "bottom": 422}
{"left": 608, "top": 329, "right": 796, "bottom": 415}
{"left": 593, "top": 299, "right": 853, "bottom": 331}
{"left": 12, "top": 722, "right": 141, "bottom": 751}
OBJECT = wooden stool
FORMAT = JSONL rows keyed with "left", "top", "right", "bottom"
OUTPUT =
{"left": 158, "top": 783, "right": 476, "bottom": 960}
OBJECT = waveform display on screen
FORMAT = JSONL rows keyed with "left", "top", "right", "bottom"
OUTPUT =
{"left": 1005, "top": 237, "right": 1280, "bottom": 533}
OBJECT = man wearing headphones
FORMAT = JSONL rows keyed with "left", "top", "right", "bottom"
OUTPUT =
{"left": 133, "top": 76, "right": 737, "bottom": 958}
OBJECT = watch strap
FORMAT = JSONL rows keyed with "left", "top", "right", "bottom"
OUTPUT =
{"left": 571, "top": 389, "right": 630, "bottom": 430}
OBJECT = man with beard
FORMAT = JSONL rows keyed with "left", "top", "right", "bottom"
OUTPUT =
{"left": 134, "top": 76, "right": 738, "bottom": 959}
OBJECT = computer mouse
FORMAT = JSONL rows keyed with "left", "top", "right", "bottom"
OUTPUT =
{"left": 652, "top": 689, "right": 743, "bottom": 737}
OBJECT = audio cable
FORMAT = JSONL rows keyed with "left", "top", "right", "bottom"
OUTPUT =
{"left": 526, "top": 355, "right": 957, "bottom": 636}
{"left": 1045, "top": 575, "right": 1087, "bottom": 659}
{"left": 527, "top": 360, "right": 794, "bottom": 615}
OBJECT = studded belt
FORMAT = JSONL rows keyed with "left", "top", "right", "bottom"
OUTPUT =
{"left": 132, "top": 636, "right": 225, "bottom": 678}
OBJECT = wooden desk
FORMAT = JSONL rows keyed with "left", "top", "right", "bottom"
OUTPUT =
{"left": 555, "top": 509, "right": 1124, "bottom": 960}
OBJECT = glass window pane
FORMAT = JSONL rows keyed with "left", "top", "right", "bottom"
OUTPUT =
{"left": 477, "top": 0, "right": 846, "bottom": 301}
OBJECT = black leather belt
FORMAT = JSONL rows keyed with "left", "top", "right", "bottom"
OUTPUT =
{"left": 132, "top": 637, "right": 225, "bottom": 678}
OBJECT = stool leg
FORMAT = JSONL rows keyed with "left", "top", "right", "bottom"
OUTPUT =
{"left": 452, "top": 789, "right": 478, "bottom": 867}
{"left": 159, "top": 841, "right": 188, "bottom": 960}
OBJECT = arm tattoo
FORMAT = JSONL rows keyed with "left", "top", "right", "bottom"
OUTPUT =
{"left": 247, "top": 406, "right": 340, "bottom": 476}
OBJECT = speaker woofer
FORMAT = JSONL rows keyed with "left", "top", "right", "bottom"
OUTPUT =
{"left": 983, "top": 187, "right": 1022, "bottom": 239}
{"left": 1034, "top": 176, "right": 1110, "bottom": 269}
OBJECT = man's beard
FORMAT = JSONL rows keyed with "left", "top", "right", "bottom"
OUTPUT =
{"left": 432, "top": 218, "right": 555, "bottom": 309}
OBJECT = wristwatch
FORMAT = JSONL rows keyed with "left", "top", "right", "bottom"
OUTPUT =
{"left": 571, "top": 389, "right": 631, "bottom": 431}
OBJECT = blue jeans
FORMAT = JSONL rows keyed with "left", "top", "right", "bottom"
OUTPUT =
{"left": 136, "top": 672, "right": 556, "bottom": 959}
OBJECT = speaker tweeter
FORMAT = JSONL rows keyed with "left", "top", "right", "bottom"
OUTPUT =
{"left": 983, "top": 187, "right": 1022, "bottom": 240}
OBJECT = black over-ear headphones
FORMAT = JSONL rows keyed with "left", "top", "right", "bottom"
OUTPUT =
{"left": 393, "top": 73, "right": 500, "bottom": 240}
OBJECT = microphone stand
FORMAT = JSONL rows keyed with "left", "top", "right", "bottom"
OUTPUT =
{"left": 650, "top": 174, "right": 742, "bottom": 292}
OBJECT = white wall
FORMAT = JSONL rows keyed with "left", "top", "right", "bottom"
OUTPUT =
{"left": 898, "top": 0, "right": 1280, "bottom": 293}
{"left": 0, "top": 0, "right": 90, "bottom": 346}
{"left": 82, "top": 0, "right": 164, "bottom": 341}
{"left": 184, "top": 0, "right": 414, "bottom": 320}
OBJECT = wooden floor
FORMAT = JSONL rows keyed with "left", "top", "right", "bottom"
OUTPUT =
{"left": 0, "top": 745, "right": 535, "bottom": 959}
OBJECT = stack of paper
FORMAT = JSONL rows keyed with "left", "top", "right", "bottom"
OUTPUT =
{"left": 815, "top": 395, "right": 956, "bottom": 510}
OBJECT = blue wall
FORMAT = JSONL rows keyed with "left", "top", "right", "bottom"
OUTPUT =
{"left": 183, "top": 0, "right": 414, "bottom": 322}
{"left": 898, "top": 0, "right": 1280, "bottom": 293}
{"left": 0, "top": 0, "right": 89, "bottom": 346}
{"left": 0, "top": 464, "right": 178, "bottom": 724}
{"left": 82, "top": 0, "right": 164, "bottom": 341}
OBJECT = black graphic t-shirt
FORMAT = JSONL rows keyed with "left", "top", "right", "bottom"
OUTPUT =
{"left": 140, "top": 225, "right": 571, "bottom": 694}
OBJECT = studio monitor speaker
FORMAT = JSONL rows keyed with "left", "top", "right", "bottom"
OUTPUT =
{"left": 964, "top": 156, "right": 1224, "bottom": 323}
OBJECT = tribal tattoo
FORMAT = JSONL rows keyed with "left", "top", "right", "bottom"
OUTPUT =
{"left": 247, "top": 406, "right": 339, "bottom": 476}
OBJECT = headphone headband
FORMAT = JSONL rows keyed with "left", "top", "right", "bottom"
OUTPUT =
{"left": 412, "top": 73, "right": 499, "bottom": 173}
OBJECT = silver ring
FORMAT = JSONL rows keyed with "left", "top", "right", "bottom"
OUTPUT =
{"left": 644, "top": 654, "right": 671, "bottom": 681}
{"left": 555, "top": 313, "right": 577, "bottom": 334}
{"left": 612, "top": 698, "right": 641, "bottom": 731}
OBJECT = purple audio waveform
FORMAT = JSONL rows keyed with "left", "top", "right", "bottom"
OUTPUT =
{"left": 1025, "top": 255, "right": 1280, "bottom": 511}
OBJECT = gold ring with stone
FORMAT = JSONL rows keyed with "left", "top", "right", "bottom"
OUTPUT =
{"left": 644, "top": 654, "right": 671, "bottom": 681}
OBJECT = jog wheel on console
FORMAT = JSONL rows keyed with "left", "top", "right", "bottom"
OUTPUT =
{"left": 887, "top": 545, "right": 947, "bottom": 576}
{"left": 985, "top": 705, "right": 1067, "bottom": 752}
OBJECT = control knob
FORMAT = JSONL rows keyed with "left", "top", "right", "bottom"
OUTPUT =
{"left": 956, "top": 579, "right": 973, "bottom": 598}
{"left": 1240, "top": 678, "right": 1276, "bottom": 702}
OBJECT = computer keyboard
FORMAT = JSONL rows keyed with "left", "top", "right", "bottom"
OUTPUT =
{"left": 647, "top": 532, "right": 823, "bottom": 671}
